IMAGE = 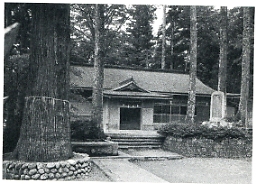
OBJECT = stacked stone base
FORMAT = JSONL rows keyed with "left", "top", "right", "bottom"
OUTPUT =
{"left": 3, "top": 153, "right": 92, "bottom": 180}
{"left": 163, "top": 136, "right": 252, "bottom": 158}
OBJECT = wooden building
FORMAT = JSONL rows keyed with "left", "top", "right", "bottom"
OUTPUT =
{"left": 70, "top": 65, "right": 238, "bottom": 132}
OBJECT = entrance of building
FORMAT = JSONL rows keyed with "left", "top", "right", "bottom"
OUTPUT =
{"left": 120, "top": 108, "right": 141, "bottom": 130}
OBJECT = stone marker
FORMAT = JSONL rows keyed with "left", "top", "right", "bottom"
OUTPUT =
{"left": 210, "top": 91, "right": 226, "bottom": 122}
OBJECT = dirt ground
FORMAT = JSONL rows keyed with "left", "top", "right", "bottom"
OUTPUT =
{"left": 70, "top": 163, "right": 111, "bottom": 181}
{"left": 132, "top": 157, "right": 252, "bottom": 184}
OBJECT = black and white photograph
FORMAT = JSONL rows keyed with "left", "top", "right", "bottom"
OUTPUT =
{"left": 2, "top": 0, "right": 255, "bottom": 183}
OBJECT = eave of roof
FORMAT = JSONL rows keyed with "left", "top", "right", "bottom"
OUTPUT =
{"left": 103, "top": 90, "right": 172, "bottom": 100}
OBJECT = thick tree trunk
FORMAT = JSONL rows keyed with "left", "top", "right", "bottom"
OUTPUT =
{"left": 238, "top": 7, "right": 251, "bottom": 127}
{"left": 161, "top": 5, "right": 166, "bottom": 69}
{"left": 14, "top": 96, "right": 71, "bottom": 162}
{"left": 186, "top": 6, "right": 197, "bottom": 123}
{"left": 91, "top": 4, "right": 105, "bottom": 138}
{"left": 13, "top": 4, "right": 73, "bottom": 162}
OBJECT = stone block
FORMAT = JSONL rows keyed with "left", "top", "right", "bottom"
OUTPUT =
{"left": 62, "top": 172, "right": 68, "bottom": 177}
{"left": 46, "top": 163, "right": 56, "bottom": 169}
{"left": 44, "top": 168, "right": 50, "bottom": 173}
{"left": 23, "top": 168, "right": 29, "bottom": 175}
{"left": 38, "top": 168, "right": 45, "bottom": 174}
{"left": 24, "top": 175, "right": 31, "bottom": 180}
{"left": 68, "top": 171, "right": 74, "bottom": 176}
{"left": 63, "top": 167, "right": 70, "bottom": 173}
{"left": 28, "top": 168, "right": 38, "bottom": 176}
{"left": 69, "top": 166, "right": 75, "bottom": 171}
{"left": 31, "top": 173, "right": 41, "bottom": 180}
{"left": 48, "top": 173, "right": 55, "bottom": 179}
{"left": 51, "top": 168, "right": 58, "bottom": 174}
{"left": 40, "top": 173, "right": 49, "bottom": 180}
{"left": 28, "top": 163, "right": 37, "bottom": 169}
{"left": 37, "top": 163, "right": 46, "bottom": 170}
{"left": 55, "top": 173, "right": 61, "bottom": 179}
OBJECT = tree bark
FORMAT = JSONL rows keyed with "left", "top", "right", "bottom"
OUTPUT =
{"left": 238, "top": 7, "right": 251, "bottom": 127}
{"left": 13, "top": 4, "right": 73, "bottom": 162}
{"left": 218, "top": 6, "right": 228, "bottom": 118}
{"left": 91, "top": 4, "right": 105, "bottom": 138}
{"left": 186, "top": 6, "right": 197, "bottom": 123}
{"left": 161, "top": 5, "right": 166, "bottom": 69}
{"left": 218, "top": 6, "right": 228, "bottom": 93}
{"left": 170, "top": 21, "right": 175, "bottom": 70}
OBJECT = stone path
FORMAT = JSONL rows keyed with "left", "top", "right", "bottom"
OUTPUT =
{"left": 92, "top": 149, "right": 251, "bottom": 183}
{"left": 92, "top": 148, "right": 182, "bottom": 182}
{"left": 93, "top": 159, "right": 169, "bottom": 182}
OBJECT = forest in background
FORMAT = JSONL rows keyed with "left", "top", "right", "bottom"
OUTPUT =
{"left": 4, "top": 4, "right": 254, "bottom": 95}
{"left": 69, "top": 5, "right": 254, "bottom": 95}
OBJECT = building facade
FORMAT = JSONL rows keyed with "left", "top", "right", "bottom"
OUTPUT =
{"left": 70, "top": 66, "right": 237, "bottom": 132}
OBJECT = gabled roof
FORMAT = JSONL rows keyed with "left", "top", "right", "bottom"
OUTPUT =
{"left": 112, "top": 77, "right": 150, "bottom": 93}
{"left": 70, "top": 66, "right": 215, "bottom": 95}
{"left": 104, "top": 77, "right": 171, "bottom": 99}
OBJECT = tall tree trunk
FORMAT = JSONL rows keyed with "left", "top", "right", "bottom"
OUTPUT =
{"left": 218, "top": 6, "right": 228, "bottom": 118}
{"left": 238, "top": 7, "right": 251, "bottom": 127}
{"left": 91, "top": 4, "right": 105, "bottom": 139}
{"left": 186, "top": 6, "right": 197, "bottom": 123}
{"left": 170, "top": 21, "right": 175, "bottom": 70}
{"left": 12, "top": 4, "right": 73, "bottom": 162}
{"left": 218, "top": 6, "right": 228, "bottom": 93}
{"left": 161, "top": 5, "right": 166, "bottom": 69}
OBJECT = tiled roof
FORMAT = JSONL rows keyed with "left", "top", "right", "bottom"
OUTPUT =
{"left": 70, "top": 66, "right": 215, "bottom": 95}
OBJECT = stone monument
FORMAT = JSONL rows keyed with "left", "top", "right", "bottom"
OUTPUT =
{"left": 210, "top": 91, "right": 226, "bottom": 122}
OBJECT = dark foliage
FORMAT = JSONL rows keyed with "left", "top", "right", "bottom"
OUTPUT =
{"left": 158, "top": 122, "right": 252, "bottom": 140}
{"left": 3, "top": 54, "right": 29, "bottom": 153}
{"left": 71, "top": 120, "right": 106, "bottom": 141}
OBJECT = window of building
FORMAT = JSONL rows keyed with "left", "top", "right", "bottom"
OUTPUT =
{"left": 153, "top": 103, "right": 188, "bottom": 123}
{"left": 153, "top": 104, "right": 170, "bottom": 123}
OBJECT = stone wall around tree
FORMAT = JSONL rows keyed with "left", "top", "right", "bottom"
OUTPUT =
{"left": 3, "top": 153, "right": 92, "bottom": 180}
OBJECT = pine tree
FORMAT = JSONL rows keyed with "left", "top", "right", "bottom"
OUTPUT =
{"left": 161, "top": 5, "right": 166, "bottom": 69}
{"left": 238, "top": 7, "right": 251, "bottom": 127}
{"left": 91, "top": 4, "right": 105, "bottom": 139}
{"left": 126, "top": 5, "right": 155, "bottom": 66}
{"left": 186, "top": 6, "right": 197, "bottom": 123}
{"left": 218, "top": 6, "right": 228, "bottom": 93}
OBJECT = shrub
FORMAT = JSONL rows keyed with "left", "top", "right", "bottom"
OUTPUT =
{"left": 71, "top": 120, "right": 106, "bottom": 141}
{"left": 158, "top": 122, "right": 252, "bottom": 141}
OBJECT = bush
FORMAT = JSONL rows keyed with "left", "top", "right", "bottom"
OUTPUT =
{"left": 158, "top": 122, "right": 252, "bottom": 141}
{"left": 71, "top": 120, "right": 106, "bottom": 141}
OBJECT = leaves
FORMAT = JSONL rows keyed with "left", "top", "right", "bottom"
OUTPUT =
{"left": 158, "top": 122, "right": 252, "bottom": 140}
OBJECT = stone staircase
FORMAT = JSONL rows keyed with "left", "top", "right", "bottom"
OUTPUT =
{"left": 105, "top": 131, "right": 165, "bottom": 149}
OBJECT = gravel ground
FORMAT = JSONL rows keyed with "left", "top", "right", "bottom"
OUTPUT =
{"left": 132, "top": 158, "right": 252, "bottom": 184}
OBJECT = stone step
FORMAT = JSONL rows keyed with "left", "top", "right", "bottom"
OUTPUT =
{"left": 116, "top": 141, "right": 162, "bottom": 145}
{"left": 118, "top": 145, "right": 162, "bottom": 149}
{"left": 110, "top": 138, "right": 164, "bottom": 149}
{"left": 105, "top": 131, "right": 165, "bottom": 149}
{"left": 107, "top": 134, "right": 164, "bottom": 139}
{"left": 110, "top": 138, "right": 163, "bottom": 142}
